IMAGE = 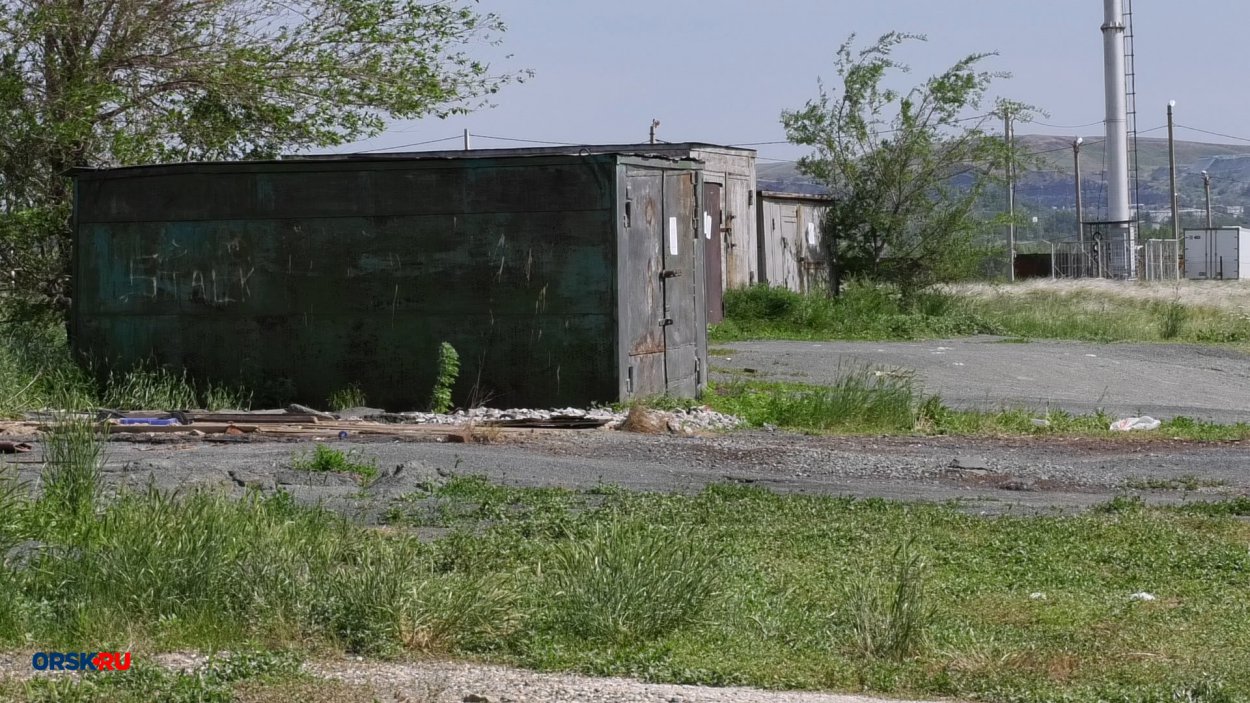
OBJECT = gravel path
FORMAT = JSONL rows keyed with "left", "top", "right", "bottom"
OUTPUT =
{"left": 307, "top": 658, "right": 946, "bottom": 703}
{"left": 715, "top": 337, "right": 1250, "bottom": 424}
{"left": 5, "top": 428, "right": 1249, "bottom": 515}
{"left": 0, "top": 653, "right": 947, "bottom": 703}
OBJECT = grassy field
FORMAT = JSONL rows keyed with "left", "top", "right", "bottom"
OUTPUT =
{"left": 712, "top": 280, "right": 1250, "bottom": 345}
{"left": 5, "top": 434, "right": 1249, "bottom": 703}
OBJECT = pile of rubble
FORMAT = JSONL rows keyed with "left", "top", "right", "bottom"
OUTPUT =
{"left": 381, "top": 405, "right": 744, "bottom": 433}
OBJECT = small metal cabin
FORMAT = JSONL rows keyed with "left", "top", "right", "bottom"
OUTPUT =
{"left": 440, "top": 143, "right": 757, "bottom": 324}
{"left": 1184, "top": 227, "right": 1250, "bottom": 280}
{"left": 756, "top": 189, "right": 833, "bottom": 294}
{"left": 71, "top": 150, "right": 709, "bottom": 410}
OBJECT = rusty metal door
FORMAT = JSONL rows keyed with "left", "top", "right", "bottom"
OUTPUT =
{"left": 702, "top": 183, "right": 724, "bottom": 324}
{"left": 622, "top": 170, "right": 667, "bottom": 397}
{"left": 662, "top": 171, "right": 699, "bottom": 395}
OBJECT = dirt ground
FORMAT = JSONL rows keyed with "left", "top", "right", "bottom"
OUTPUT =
{"left": 5, "top": 426, "right": 1247, "bottom": 516}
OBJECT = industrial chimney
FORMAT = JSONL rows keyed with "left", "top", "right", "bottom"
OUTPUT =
{"left": 1101, "top": 0, "right": 1136, "bottom": 277}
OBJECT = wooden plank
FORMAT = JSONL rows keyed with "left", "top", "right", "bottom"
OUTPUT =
{"left": 106, "top": 423, "right": 258, "bottom": 434}
{"left": 185, "top": 412, "right": 320, "bottom": 425}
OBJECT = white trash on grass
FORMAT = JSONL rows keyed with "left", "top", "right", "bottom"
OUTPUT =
{"left": 1110, "top": 416, "right": 1161, "bottom": 432}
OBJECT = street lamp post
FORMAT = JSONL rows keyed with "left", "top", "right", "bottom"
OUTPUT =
{"left": 1168, "top": 101, "right": 1180, "bottom": 240}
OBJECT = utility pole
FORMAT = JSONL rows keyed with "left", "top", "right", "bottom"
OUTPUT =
{"left": 1005, "top": 109, "right": 1016, "bottom": 282}
{"left": 649, "top": 119, "right": 661, "bottom": 145}
{"left": 1073, "top": 137, "right": 1084, "bottom": 231}
{"left": 463, "top": 129, "right": 471, "bottom": 151}
{"left": 1203, "top": 171, "right": 1214, "bottom": 228}
{"left": 1167, "top": 101, "right": 1180, "bottom": 239}
{"left": 1073, "top": 137, "right": 1085, "bottom": 277}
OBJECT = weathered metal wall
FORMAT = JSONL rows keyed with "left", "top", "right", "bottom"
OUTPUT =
{"left": 614, "top": 165, "right": 705, "bottom": 400}
{"left": 73, "top": 154, "right": 704, "bottom": 410}
{"left": 684, "top": 148, "right": 757, "bottom": 290}
{"left": 757, "top": 193, "right": 832, "bottom": 293}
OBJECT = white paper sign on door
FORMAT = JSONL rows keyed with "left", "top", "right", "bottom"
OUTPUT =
{"left": 703, "top": 213, "right": 712, "bottom": 239}
{"left": 806, "top": 222, "right": 817, "bottom": 246}
{"left": 668, "top": 217, "right": 679, "bottom": 255}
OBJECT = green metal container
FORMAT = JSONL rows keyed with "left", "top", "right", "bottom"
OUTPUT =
{"left": 72, "top": 151, "right": 708, "bottom": 410}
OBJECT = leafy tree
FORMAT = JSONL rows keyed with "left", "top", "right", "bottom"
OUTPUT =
{"left": 782, "top": 32, "right": 1028, "bottom": 299}
{"left": 0, "top": 0, "right": 527, "bottom": 312}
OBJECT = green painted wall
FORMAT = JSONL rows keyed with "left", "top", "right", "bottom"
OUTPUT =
{"left": 73, "top": 156, "right": 627, "bottom": 410}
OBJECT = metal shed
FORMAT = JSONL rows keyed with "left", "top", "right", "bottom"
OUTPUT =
{"left": 403, "top": 143, "right": 757, "bottom": 324}
{"left": 71, "top": 150, "right": 708, "bottom": 410}
{"left": 756, "top": 190, "right": 833, "bottom": 294}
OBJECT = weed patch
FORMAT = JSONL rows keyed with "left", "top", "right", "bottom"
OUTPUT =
{"left": 291, "top": 444, "right": 378, "bottom": 482}
{"left": 327, "top": 384, "right": 367, "bottom": 411}
{"left": 429, "top": 342, "right": 460, "bottom": 413}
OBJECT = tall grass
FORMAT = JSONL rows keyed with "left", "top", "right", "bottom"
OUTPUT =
{"left": 327, "top": 384, "right": 367, "bottom": 411}
{"left": 544, "top": 520, "right": 721, "bottom": 645}
{"left": 717, "top": 280, "right": 1250, "bottom": 345}
{"left": 714, "top": 283, "right": 999, "bottom": 342}
{"left": 847, "top": 539, "right": 932, "bottom": 662}
{"left": 711, "top": 367, "right": 920, "bottom": 433}
{"left": 38, "top": 416, "right": 102, "bottom": 524}
{"left": 16, "top": 488, "right": 517, "bottom": 653}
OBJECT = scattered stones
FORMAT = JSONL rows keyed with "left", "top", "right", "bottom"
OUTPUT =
{"left": 949, "top": 457, "right": 993, "bottom": 472}
{"left": 275, "top": 469, "right": 360, "bottom": 487}
{"left": 369, "top": 404, "right": 743, "bottom": 434}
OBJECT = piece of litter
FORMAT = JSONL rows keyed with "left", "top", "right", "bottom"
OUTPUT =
{"left": 1129, "top": 592, "right": 1157, "bottom": 602}
{"left": 953, "top": 362, "right": 965, "bottom": 367}
{"left": 1086, "top": 354, "right": 1098, "bottom": 358}
{"left": 1029, "top": 592, "right": 1047, "bottom": 600}
{"left": 1030, "top": 418, "right": 1051, "bottom": 428}
{"left": 1110, "top": 416, "right": 1161, "bottom": 432}
{"left": 338, "top": 430, "right": 349, "bottom": 440}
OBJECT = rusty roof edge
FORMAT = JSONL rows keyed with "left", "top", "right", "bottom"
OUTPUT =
{"left": 69, "top": 151, "right": 704, "bottom": 179}
{"left": 758, "top": 190, "right": 835, "bottom": 202}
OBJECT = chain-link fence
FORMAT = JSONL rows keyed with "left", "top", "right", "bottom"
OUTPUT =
{"left": 1015, "top": 237, "right": 1180, "bottom": 281}
{"left": 1142, "top": 238, "right": 1181, "bottom": 281}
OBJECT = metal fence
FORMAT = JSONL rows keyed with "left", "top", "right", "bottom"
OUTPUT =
{"left": 1021, "top": 238, "right": 1180, "bottom": 281}
{"left": 1142, "top": 238, "right": 1181, "bottom": 281}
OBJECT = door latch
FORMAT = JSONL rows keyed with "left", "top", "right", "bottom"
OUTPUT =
{"left": 660, "top": 270, "right": 682, "bottom": 279}
{"left": 659, "top": 318, "right": 674, "bottom": 327}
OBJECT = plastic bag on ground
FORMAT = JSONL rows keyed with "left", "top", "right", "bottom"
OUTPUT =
{"left": 1109, "top": 416, "right": 1161, "bottom": 432}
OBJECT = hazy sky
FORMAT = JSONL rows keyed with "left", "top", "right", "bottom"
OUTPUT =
{"left": 338, "top": 1, "right": 1247, "bottom": 162}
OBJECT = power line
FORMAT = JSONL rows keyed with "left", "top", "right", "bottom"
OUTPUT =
{"left": 471, "top": 134, "right": 582, "bottom": 146}
{"left": 1175, "top": 124, "right": 1250, "bottom": 144}
{"left": 354, "top": 135, "right": 461, "bottom": 153}
{"left": 1022, "top": 118, "right": 1105, "bottom": 130}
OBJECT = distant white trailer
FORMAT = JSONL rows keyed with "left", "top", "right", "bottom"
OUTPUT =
{"left": 1184, "top": 227, "right": 1250, "bottom": 280}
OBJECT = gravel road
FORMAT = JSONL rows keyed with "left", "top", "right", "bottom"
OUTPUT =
{"left": 5, "top": 427, "right": 1248, "bottom": 516}
{"left": 0, "top": 653, "right": 946, "bottom": 703}
{"left": 714, "top": 337, "right": 1250, "bottom": 424}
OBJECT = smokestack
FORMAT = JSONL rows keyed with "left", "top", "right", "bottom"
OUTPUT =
{"left": 1102, "top": 0, "right": 1131, "bottom": 224}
